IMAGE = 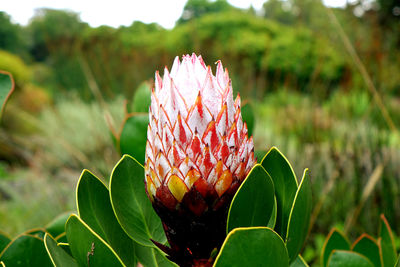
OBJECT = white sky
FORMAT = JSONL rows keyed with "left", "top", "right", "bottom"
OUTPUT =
{"left": 1, "top": 0, "right": 346, "bottom": 29}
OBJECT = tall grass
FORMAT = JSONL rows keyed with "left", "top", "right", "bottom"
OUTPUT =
{"left": 254, "top": 89, "right": 400, "bottom": 264}
{"left": 0, "top": 95, "right": 125, "bottom": 236}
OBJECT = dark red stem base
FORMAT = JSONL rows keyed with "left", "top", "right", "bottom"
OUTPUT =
{"left": 152, "top": 185, "right": 237, "bottom": 267}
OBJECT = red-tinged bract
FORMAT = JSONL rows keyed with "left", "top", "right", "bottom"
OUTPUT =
{"left": 145, "top": 53, "right": 255, "bottom": 266}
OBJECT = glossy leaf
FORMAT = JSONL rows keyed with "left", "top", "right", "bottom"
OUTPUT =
{"left": 290, "top": 255, "right": 309, "bottom": 267}
{"left": 65, "top": 214, "right": 124, "bottom": 266}
{"left": 58, "top": 243, "right": 72, "bottom": 256}
{"left": 55, "top": 233, "right": 68, "bottom": 243}
{"left": 0, "top": 232, "right": 10, "bottom": 253}
{"left": 110, "top": 155, "right": 166, "bottom": 247}
{"left": 241, "top": 102, "right": 255, "bottom": 137}
{"left": 254, "top": 150, "right": 267, "bottom": 163}
{"left": 119, "top": 114, "right": 148, "bottom": 164}
{"left": 351, "top": 234, "right": 381, "bottom": 267}
{"left": 44, "top": 234, "right": 78, "bottom": 267}
{"left": 261, "top": 147, "right": 298, "bottom": 238}
{"left": 45, "top": 212, "right": 70, "bottom": 238}
{"left": 322, "top": 229, "right": 351, "bottom": 267}
{"left": 327, "top": 250, "right": 374, "bottom": 267}
{"left": 0, "top": 71, "right": 14, "bottom": 119}
{"left": 76, "top": 170, "right": 136, "bottom": 266}
{"left": 25, "top": 228, "right": 46, "bottom": 239}
{"left": 379, "top": 215, "right": 397, "bottom": 267}
{"left": 135, "top": 244, "right": 178, "bottom": 267}
{"left": 267, "top": 197, "right": 277, "bottom": 228}
{"left": 214, "top": 227, "right": 289, "bottom": 267}
{"left": 0, "top": 234, "right": 52, "bottom": 266}
{"left": 227, "top": 164, "right": 274, "bottom": 233}
{"left": 132, "top": 82, "right": 151, "bottom": 113}
{"left": 286, "top": 169, "right": 312, "bottom": 263}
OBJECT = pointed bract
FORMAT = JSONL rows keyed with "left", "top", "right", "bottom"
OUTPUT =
{"left": 145, "top": 54, "right": 255, "bottom": 206}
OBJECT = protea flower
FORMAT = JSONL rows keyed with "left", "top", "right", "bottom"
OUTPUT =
{"left": 144, "top": 54, "right": 255, "bottom": 266}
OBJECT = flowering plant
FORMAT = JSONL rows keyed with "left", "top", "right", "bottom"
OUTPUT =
{"left": 144, "top": 54, "right": 256, "bottom": 266}
{"left": 0, "top": 55, "right": 314, "bottom": 267}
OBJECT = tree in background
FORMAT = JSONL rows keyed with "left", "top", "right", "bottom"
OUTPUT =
{"left": 28, "top": 9, "right": 87, "bottom": 62}
{"left": 0, "top": 0, "right": 398, "bottom": 97}
{"left": 177, "top": 0, "right": 235, "bottom": 24}
{"left": 0, "top": 12, "right": 27, "bottom": 58}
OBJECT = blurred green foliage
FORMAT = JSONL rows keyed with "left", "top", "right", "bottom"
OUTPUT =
{"left": 131, "top": 81, "right": 151, "bottom": 113}
{"left": 0, "top": 50, "right": 31, "bottom": 86}
{"left": 0, "top": 0, "right": 399, "bottom": 265}
{"left": 0, "top": 0, "right": 398, "bottom": 99}
{"left": 255, "top": 89, "right": 400, "bottom": 265}
{"left": 28, "top": 9, "right": 88, "bottom": 62}
{"left": 177, "top": 0, "right": 235, "bottom": 24}
{"left": 0, "top": 12, "right": 28, "bottom": 57}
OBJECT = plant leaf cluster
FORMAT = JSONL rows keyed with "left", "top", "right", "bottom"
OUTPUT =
{"left": 0, "top": 141, "right": 313, "bottom": 267}
{"left": 321, "top": 215, "right": 400, "bottom": 267}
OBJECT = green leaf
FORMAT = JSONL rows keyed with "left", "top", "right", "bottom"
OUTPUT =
{"left": 379, "top": 215, "right": 397, "bottom": 267}
{"left": 25, "top": 228, "right": 46, "bottom": 239}
{"left": 321, "top": 229, "right": 351, "bottom": 267}
{"left": 65, "top": 214, "right": 124, "bottom": 266}
{"left": 132, "top": 82, "right": 151, "bottom": 113}
{"left": 0, "top": 71, "right": 14, "bottom": 119}
{"left": 119, "top": 114, "right": 148, "bottom": 164}
{"left": 254, "top": 150, "right": 267, "bottom": 163}
{"left": 260, "top": 147, "right": 298, "bottom": 238}
{"left": 327, "top": 250, "right": 374, "bottom": 267}
{"left": 44, "top": 234, "right": 78, "bottom": 267}
{"left": 135, "top": 244, "right": 178, "bottom": 267}
{"left": 214, "top": 227, "right": 289, "bottom": 267}
{"left": 110, "top": 155, "right": 166, "bottom": 247}
{"left": 55, "top": 233, "right": 68, "bottom": 243}
{"left": 395, "top": 255, "right": 400, "bottom": 267}
{"left": 58, "top": 243, "right": 72, "bottom": 256}
{"left": 45, "top": 212, "right": 71, "bottom": 238}
{"left": 290, "top": 255, "right": 309, "bottom": 267}
{"left": 286, "top": 169, "right": 312, "bottom": 263}
{"left": 0, "top": 234, "right": 52, "bottom": 267}
{"left": 351, "top": 234, "right": 381, "bottom": 267}
{"left": 0, "top": 232, "right": 10, "bottom": 253}
{"left": 76, "top": 170, "right": 136, "bottom": 266}
{"left": 241, "top": 101, "right": 255, "bottom": 137}
{"left": 267, "top": 197, "right": 277, "bottom": 228}
{"left": 227, "top": 164, "right": 274, "bottom": 233}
